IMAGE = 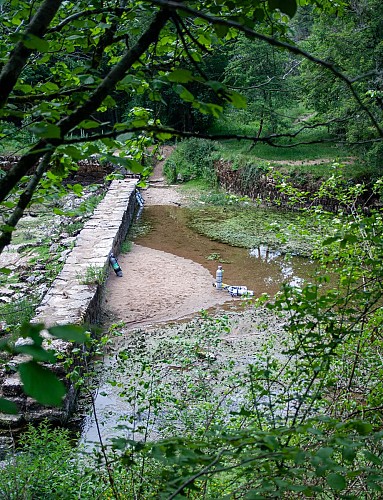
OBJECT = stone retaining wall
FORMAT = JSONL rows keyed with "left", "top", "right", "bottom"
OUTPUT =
{"left": 0, "top": 178, "right": 139, "bottom": 431}
{"left": 0, "top": 155, "right": 115, "bottom": 184}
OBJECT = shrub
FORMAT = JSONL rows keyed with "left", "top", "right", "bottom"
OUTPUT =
{"left": 0, "top": 422, "right": 106, "bottom": 499}
{"left": 163, "top": 138, "right": 219, "bottom": 185}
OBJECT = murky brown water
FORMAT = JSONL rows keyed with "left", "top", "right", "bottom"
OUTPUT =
{"left": 133, "top": 205, "right": 316, "bottom": 296}
{"left": 82, "top": 205, "right": 317, "bottom": 449}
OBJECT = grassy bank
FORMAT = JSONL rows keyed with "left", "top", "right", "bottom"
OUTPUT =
{"left": 178, "top": 183, "right": 327, "bottom": 257}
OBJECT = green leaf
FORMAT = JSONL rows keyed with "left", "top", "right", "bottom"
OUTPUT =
{"left": 316, "top": 447, "right": 333, "bottom": 459}
{"left": 106, "top": 155, "right": 144, "bottom": 174}
{"left": 0, "top": 398, "right": 18, "bottom": 415}
{"left": 207, "top": 80, "right": 226, "bottom": 93}
{"left": 175, "top": 85, "right": 195, "bottom": 103}
{"left": 83, "top": 76, "right": 95, "bottom": 85}
{"left": 198, "top": 102, "right": 223, "bottom": 118}
{"left": 15, "top": 345, "right": 56, "bottom": 363}
{"left": 213, "top": 23, "right": 229, "bottom": 38}
{"left": 19, "top": 322, "right": 45, "bottom": 344}
{"left": 323, "top": 236, "right": 340, "bottom": 245}
{"left": 48, "top": 324, "right": 87, "bottom": 343}
{"left": 341, "top": 234, "right": 359, "bottom": 245}
{"left": 0, "top": 224, "right": 14, "bottom": 233}
{"left": 1, "top": 201, "right": 16, "bottom": 209}
{"left": 71, "top": 184, "right": 83, "bottom": 195}
{"left": 79, "top": 120, "right": 100, "bottom": 129}
{"left": 227, "top": 90, "right": 247, "bottom": 109}
{"left": 167, "top": 69, "right": 195, "bottom": 83}
{"left": 125, "top": 159, "right": 144, "bottom": 174}
{"left": 342, "top": 446, "right": 356, "bottom": 462}
{"left": 18, "top": 361, "right": 66, "bottom": 406}
{"left": 22, "top": 34, "right": 50, "bottom": 52}
{"left": 0, "top": 267, "right": 12, "bottom": 275}
{"left": 364, "top": 450, "right": 382, "bottom": 466}
{"left": 129, "top": 119, "right": 148, "bottom": 128}
{"left": 137, "top": 180, "right": 148, "bottom": 188}
{"left": 326, "top": 473, "right": 346, "bottom": 491}
{"left": 156, "top": 132, "right": 173, "bottom": 140}
{"left": 253, "top": 7, "right": 265, "bottom": 21}
{"left": 353, "top": 421, "right": 373, "bottom": 436}
{"left": 111, "top": 437, "right": 129, "bottom": 450}
{"left": 30, "top": 123, "right": 61, "bottom": 139}
{"left": 268, "top": 0, "right": 297, "bottom": 17}
{"left": 58, "top": 145, "right": 85, "bottom": 160}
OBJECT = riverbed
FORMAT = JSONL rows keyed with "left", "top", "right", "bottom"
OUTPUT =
{"left": 81, "top": 176, "right": 317, "bottom": 450}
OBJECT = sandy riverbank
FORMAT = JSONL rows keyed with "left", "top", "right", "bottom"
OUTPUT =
{"left": 102, "top": 147, "right": 235, "bottom": 329}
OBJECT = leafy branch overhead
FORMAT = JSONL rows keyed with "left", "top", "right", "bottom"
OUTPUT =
{"left": 0, "top": 0, "right": 382, "bottom": 249}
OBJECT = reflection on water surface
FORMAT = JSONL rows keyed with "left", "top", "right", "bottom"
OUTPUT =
{"left": 133, "top": 205, "right": 316, "bottom": 296}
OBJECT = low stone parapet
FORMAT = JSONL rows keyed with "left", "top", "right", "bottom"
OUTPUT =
{"left": 0, "top": 178, "right": 139, "bottom": 430}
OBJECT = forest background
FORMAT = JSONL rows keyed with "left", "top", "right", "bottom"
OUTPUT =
{"left": 1, "top": 0, "right": 383, "bottom": 497}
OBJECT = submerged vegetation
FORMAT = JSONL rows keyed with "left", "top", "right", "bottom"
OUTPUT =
{"left": 186, "top": 204, "right": 324, "bottom": 256}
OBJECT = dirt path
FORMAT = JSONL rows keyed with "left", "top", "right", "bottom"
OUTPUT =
{"left": 102, "top": 147, "right": 233, "bottom": 328}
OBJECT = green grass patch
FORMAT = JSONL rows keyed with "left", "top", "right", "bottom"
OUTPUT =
{"left": 76, "top": 264, "right": 107, "bottom": 286}
{"left": 121, "top": 239, "right": 132, "bottom": 253}
{"left": 186, "top": 205, "right": 328, "bottom": 257}
{"left": 163, "top": 138, "right": 218, "bottom": 185}
{"left": 217, "top": 135, "right": 347, "bottom": 163}
{"left": 0, "top": 297, "right": 38, "bottom": 335}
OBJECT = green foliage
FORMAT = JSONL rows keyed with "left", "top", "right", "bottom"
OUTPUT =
{"left": 0, "top": 0, "right": 379, "bottom": 250}
{"left": 0, "top": 422, "right": 106, "bottom": 499}
{"left": 76, "top": 264, "right": 107, "bottom": 286}
{"left": 2, "top": 175, "right": 383, "bottom": 500}
{"left": 0, "top": 120, "right": 33, "bottom": 154}
{"left": 298, "top": 0, "right": 383, "bottom": 162}
{"left": 163, "top": 138, "right": 219, "bottom": 184}
{"left": 365, "top": 141, "right": 383, "bottom": 179}
{"left": 221, "top": 34, "right": 296, "bottom": 135}
{"left": 70, "top": 193, "right": 105, "bottom": 217}
{"left": 0, "top": 322, "right": 88, "bottom": 411}
{"left": 120, "top": 239, "right": 132, "bottom": 254}
{"left": 107, "top": 177, "right": 383, "bottom": 498}
{"left": 18, "top": 361, "right": 66, "bottom": 406}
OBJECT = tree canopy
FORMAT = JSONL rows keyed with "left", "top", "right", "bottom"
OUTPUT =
{"left": 1, "top": 0, "right": 382, "bottom": 252}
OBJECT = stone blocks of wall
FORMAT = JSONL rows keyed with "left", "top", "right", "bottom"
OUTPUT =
{"left": 0, "top": 179, "right": 138, "bottom": 430}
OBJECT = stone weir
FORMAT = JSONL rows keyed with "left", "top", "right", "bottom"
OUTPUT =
{"left": 0, "top": 178, "right": 139, "bottom": 431}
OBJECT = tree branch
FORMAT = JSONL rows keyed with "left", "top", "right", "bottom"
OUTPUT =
{"left": 57, "top": 8, "right": 172, "bottom": 136}
{"left": 0, "top": 0, "right": 63, "bottom": 108}
{"left": 61, "top": 119, "right": 378, "bottom": 148}
{"left": 171, "top": 13, "right": 209, "bottom": 80}
{"left": 167, "top": 449, "right": 227, "bottom": 500}
{"left": 7, "top": 86, "right": 90, "bottom": 104}
{"left": 0, "top": 6, "right": 172, "bottom": 204}
{"left": 47, "top": 7, "right": 125, "bottom": 34}
{"left": 144, "top": 0, "right": 383, "bottom": 137}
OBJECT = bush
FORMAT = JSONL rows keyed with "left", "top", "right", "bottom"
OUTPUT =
{"left": 163, "top": 138, "right": 219, "bottom": 185}
{"left": 0, "top": 422, "right": 106, "bottom": 499}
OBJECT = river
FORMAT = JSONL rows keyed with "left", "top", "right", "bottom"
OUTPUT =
{"left": 80, "top": 202, "right": 317, "bottom": 451}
